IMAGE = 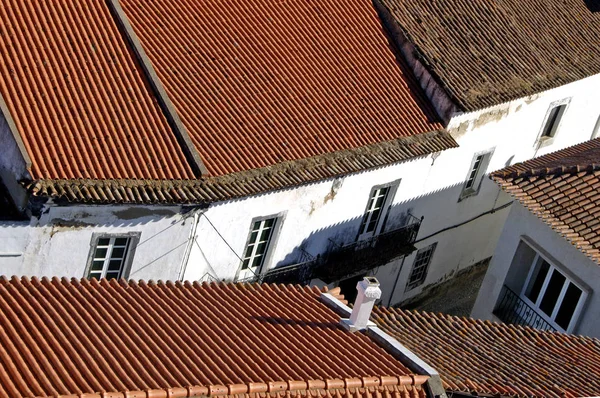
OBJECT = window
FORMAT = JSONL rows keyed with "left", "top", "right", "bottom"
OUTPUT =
{"left": 537, "top": 99, "right": 570, "bottom": 147}
{"left": 522, "top": 254, "right": 586, "bottom": 332}
{"left": 356, "top": 180, "right": 400, "bottom": 241}
{"left": 239, "top": 217, "right": 277, "bottom": 279}
{"left": 86, "top": 234, "right": 139, "bottom": 280}
{"left": 406, "top": 243, "right": 437, "bottom": 291}
{"left": 541, "top": 104, "right": 567, "bottom": 138}
{"left": 465, "top": 154, "right": 484, "bottom": 190}
{"left": 460, "top": 151, "right": 493, "bottom": 200}
{"left": 359, "top": 187, "right": 390, "bottom": 236}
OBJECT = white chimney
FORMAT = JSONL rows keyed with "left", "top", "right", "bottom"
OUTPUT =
{"left": 341, "top": 277, "right": 381, "bottom": 332}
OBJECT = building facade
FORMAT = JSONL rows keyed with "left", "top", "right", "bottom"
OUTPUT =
{"left": 471, "top": 139, "right": 600, "bottom": 337}
{"left": 1, "top": 0, "right": 600, "bottom": 307}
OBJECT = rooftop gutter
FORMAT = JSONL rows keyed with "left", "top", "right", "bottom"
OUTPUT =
{"left": 321, "top": 293, "right": 448, "bottom": 398}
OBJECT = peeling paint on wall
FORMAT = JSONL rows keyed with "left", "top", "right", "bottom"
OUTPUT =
{"left": 449, "top": 120, "right": 471, "bottom": 140}
{"left": 472, "top": 106, "right": 510, "bottom": 129}
{"left": 323, "top": 178, "right": 344, "bottom": 204}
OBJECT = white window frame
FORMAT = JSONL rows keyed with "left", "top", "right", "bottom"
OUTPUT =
{"left": 357, "top": 180, "right": 400, "bottom": 241}
{"left": 520, "top": 250, "right": 587, "bottom": 333}
{"left": 405, "top": 243, "right": 437, "bottom": 292}
{"left": 536, "top": 98, "right": 570, "bottom": 148}
{"left": 236, "top": 213, "right": 285, "bottom": 281}
{"left": 459, "top": 149, "right": 494, "bottom": 201}
{"left": 84, "top": 232, "right": 140, "bottom": 280}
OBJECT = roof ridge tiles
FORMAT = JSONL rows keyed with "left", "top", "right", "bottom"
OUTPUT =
{"left": 493, "top": 163, "right": 600, "bottom": 181}
{"left": 1, "top": 277, "right": 428, "bottom": 398}
{"left": 0, "top": 0, "right": 446, "bottom": 187}
{"left": 45, "top": 375, "right": 426, "bottom": 398}
{"left": 378, "top": 0, "right": 600, "bottom": 111}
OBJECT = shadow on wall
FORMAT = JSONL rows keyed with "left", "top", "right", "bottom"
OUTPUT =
{"left": 276, "top": 175, "right": 505, "bottom": 270}
{"left": 31, "top": 205, "right": 193, "bottom": 228}
{"left": 586, "top": 0, "right": 600, "bottom": 12}
{"left": 275, "top": 201, "right": 419, "bottom": 269}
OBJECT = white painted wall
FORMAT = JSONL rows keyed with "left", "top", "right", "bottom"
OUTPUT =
{"left": 187, "top": 72, "right": 600, "bottom": 304}
{"left": 0, "top": 221, "right": 30, "bottom": 270}
{"left": 0, "top": 205, "right": 195, "bottom": 281}
{"left": 471, "top": 202, "right": 600, "bottom": 338}
{"left": 2, "top": 73, "right": 600, "bottom": 305}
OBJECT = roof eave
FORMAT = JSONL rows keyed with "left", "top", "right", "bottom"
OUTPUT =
{"left": 25, "top": 129, "right": 458, "bottom": 205}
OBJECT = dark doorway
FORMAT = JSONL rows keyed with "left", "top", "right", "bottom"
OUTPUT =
{"left": 0, "top": 179, "right": 22, "bottom": 220}
{"left": 338, "top": 273, "right": 367, "bottom": 304}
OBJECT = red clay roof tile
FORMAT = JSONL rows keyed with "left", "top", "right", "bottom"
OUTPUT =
{"left": 117, "top": 0, "right": 443, "bottom": 176}
{"left": 0, "top": 0, "right": 194, "bottom": 180}
{"left": 26, "top": 130, "right": 457, "bottom": 204}
{"left": 378, "top": 0, "right": 600, "bottom": 110}
{"left": 493, "top": 138, "right": 600, "bottom": 264}
{"left": 1, "top": 0, "right": 452, "bottom": 203}
{"left": 0, "top": 277, "right": 427, "bottom": 398}
{"left": 373, "top": 307, "right": 600, "bottom": 398}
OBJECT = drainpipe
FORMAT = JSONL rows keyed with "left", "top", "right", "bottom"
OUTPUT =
{"left": 178, "top": 210, "right": 201, "bottom": 281}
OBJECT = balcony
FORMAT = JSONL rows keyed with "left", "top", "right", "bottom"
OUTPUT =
{"left": 243, "top": 214, "right": 422, "bottom": 285}
{"left": 493, "top": 285, "right": 556, "bottom": 332}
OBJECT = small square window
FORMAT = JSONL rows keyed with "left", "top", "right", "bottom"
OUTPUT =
{"left": 591, "top": 115, "right": 600, "bottom": 139}
{"left": 406, "top": 243, "right": 437, "bottom": 292}
{"left": 86, "top": 234, "right": 139, "bottom": 280}
{"left": 460, "top": 151, "right": 493, "bottom": 200}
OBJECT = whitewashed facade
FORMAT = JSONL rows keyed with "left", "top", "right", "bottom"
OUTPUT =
{"left": 471, "top": 202, "right": 600, "bottom": 338}
{"left": 3, "top": 73, "right": 600, "bottom": 305}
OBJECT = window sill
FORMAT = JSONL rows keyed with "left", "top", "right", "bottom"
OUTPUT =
{"left": 458, "top": 188, "right": 478, "bottom": 202}
{"left": 536, "top": 136, "right": 556, "bottom": 149}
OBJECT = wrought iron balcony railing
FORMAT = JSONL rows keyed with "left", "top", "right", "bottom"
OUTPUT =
{"left": 493, "top": 285, "right": 556, "bottom": 332}
{"left": 240, "top": 214, "right": 422, "bottom": 285}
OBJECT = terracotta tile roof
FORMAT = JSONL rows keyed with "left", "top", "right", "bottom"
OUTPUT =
{"left": 373, "top": 307, "right": 600, "bottom": 398}
{"left": 492, "top": 138, "right": 600, "bottom": 263}
{"left": 378, "top": 0, "right": 600, "bottom": 111}
{"left": 1, "top": 0, "right": 453, "bottom": 203}
{"left": 26, "top": 130, "right": 457, "bottom": 204}
{"left": 117, "top": 0, "right": 443, "bottom": 177}
{"left": 0, "top": 277, "right": 428, "bottom": 398}
{"left": 0, "top": 0, "right": 194, "bottom": 180}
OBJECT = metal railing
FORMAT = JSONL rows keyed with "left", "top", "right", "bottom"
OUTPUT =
{"left": 493, "top": 285, "right": 556, "bottom": 332}
{"left": 240, "top": 214, "right": 422, "bottom": 285}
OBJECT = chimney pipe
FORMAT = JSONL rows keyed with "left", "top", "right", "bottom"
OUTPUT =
{"left": 341, "top": 277, "right": 381, "bottom": 332}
